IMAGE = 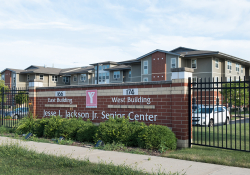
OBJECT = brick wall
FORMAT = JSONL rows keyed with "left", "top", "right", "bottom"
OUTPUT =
{"left": 29, "top": 79, "right": 190, "bottom": 147}
{"left": 151, "top": 52, "right": 166, "bottom": 81}
{"left": 4, "top": 70, "right": 11, "bottom": 88}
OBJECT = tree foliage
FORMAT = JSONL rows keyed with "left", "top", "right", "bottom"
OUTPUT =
{"left": 221, "top": 81, "right": 249, "bottom": 107}
{"left": 15, "top": 91, "right": 29, "bottom": 104}
{"left": 0, "top": 80, "right": 9, "bottom": 103}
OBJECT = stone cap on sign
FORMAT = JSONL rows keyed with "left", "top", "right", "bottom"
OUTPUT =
{"left": 171, "top": 67, "right": 194, "bottom": 73}
{"left": 36, "top": 80, "right": 172, "bottom": 90}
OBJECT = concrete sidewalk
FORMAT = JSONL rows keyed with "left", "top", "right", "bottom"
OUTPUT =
{"left": 0, "top": 136, "right": 249, "bottom": 175}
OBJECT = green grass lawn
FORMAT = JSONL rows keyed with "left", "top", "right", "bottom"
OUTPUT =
{"left": 0, "top": 144, "right": 178, "bottom": 175}
{"left": 192, "top": 122, "right": 250, "bottom": 151}
{"left": 163, "top": 145, "right": 250, "bottom": 168}
{"left": 230, "top": 112, "right": 249, "bottom": 115}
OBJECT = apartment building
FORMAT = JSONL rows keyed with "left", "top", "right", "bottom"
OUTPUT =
{"left": 1, "top": 47, "right": 249, "bottom": 88}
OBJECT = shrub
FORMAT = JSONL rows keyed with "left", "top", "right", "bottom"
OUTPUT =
{"left": 5, "top": 116, "right": 12, "bottom": 119}
{"left": 58, "top": 118, "right": 86, "bottom": 139}
{"left": 16, "top": 113, "right": 36, "bottom": 134}
{"left": 76, "top": 120, "right": 97, "bottom": 142}
{"left": 0, "top": 126, "right": 8, "bottom": 134}
{"left": 43, "top": 116, "right": 65, "bottom": 138}
{"left": 33, "top": 118, "right": 50, "bottom": 137}
{"left": 94, "top": 117, "right": 146, "bottom": 146}
{"left": 138, "top": 124, "right": 177, "bottom": 151}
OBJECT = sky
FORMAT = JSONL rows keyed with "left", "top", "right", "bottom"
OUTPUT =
{"left": 1, "top": 0, "right": 250, "bottom": 71}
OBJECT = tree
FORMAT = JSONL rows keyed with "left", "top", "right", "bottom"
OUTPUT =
{"left": 221, "top": 81, "right": 249, "bottom": 114}
{"left": 0, "top": 80, "right": 9, "bottom": 103}
{"left": 15, "top": 91, "right": 29, "bottom": 104}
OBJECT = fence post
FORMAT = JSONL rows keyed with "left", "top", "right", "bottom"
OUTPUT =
{"left": 1, "top": 87, "right": 4, "bottom": 126}
{"left": 188, "top": 77, "right": 192, "bottom": 148}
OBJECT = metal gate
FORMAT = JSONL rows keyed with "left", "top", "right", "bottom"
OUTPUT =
{"left": 0, "top": 87, "right": 29, "bottom": 127}
{"left": 188, "top": 77, "right": 250, "bottom": 152}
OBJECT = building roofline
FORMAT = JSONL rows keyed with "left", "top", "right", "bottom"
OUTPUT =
{"left": 1, "top": 68, "right": 24, "bottom": 74}
{"left": 170, "top": 47, "right": 198, "bottom": 52}
{"left": 90, "top": 61, "right": 118, "bottom": 65}
{"left": 181, "top": 51, "right": 250, "bottom": 65}
{"left": 181, "top": 52, "right": 219, "bottom": 57}
{"left": 218, "top": 52, "right": 250, "bottom": 64}
{"left": 136, "top": 49, "right": 180, "bottom": 60}
{"left": 117, "top": 59, "right": 141, "bottom": 64}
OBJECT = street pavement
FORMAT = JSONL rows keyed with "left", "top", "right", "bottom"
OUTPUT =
{"left": 1, "top": 136, "right": 250, "bottom": 175}
{"left": 231, "top": 117, "right": 249, "bottom": 124}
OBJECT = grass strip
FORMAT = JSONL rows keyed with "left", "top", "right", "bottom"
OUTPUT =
{"left": 0, "top": 143, "right": 182, "bottom": 175}
{"left": 163, "top": 145, "right": 250, "bottom": 168}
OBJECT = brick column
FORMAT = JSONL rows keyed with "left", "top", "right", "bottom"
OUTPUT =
{"left": 28, "top": 80, "right": 43, "bottom": 117}
{"left": 171, "top": 67, "right": 193, "bottom": 148}
{"left": 29, "top": 87, "right": 37, "bottom": 116}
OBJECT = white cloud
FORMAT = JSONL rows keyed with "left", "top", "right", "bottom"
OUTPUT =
{"left": 0, "top": 0, "right": 250, "bottom": 73}
{"left": 131, "top": 35, "right": 250, "bottom": 61}
{"left": 0, "top": 40, "right": 134, "bottom": 71}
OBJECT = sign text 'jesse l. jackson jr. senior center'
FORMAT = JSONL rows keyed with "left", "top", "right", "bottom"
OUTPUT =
{"left": 43, "top": 88, "right": 156, "bottom": 121}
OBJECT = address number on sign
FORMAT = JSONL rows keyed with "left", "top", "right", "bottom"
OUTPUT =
{"left": 55, "top": 91, "right": 65, "bottom": 97}
{"left": 123, "top": 89, "right": 138, "bottom": 95}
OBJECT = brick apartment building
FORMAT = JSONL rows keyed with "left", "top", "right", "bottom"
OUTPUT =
{"left": 1, "top": 47, "right": 249, "bottom": 89}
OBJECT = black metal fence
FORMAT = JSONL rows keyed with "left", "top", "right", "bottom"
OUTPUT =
{"left": 0, "top": 87, "right": 29, "bottom": 128}
{"left": 188, "top": 76, "right": 250, "bottom": 152}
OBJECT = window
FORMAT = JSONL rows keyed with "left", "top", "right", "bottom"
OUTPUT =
{"left": 171, "top": 58, "right": 176, "bottom": 68}
{"left": 52, "top": 76, "right": 58, "bottom": 82}
{"left": 63, "top": 77, "right": 69, "bottom": 83}
{"left": 98, "top": 73, "right": 102, "bottom": 82}
{"left": 143, "top": 77, "right": 148, "bottom": 82}
{"left": 80, "top": 74, "right": 86, "bottom": 81}
{"left": 40, "top": 75, "right": 43, "bottom": 80}
{"left": 105, "top": 65, "right": 110, "bottom": 69}
{"left": 234, "top": 76, "right": 239, "bottom": 82}
{"left": 143, "top": 61, "right": 148, "bottom": 74}
{"left": 102, "top": 73, "right": 105, "bottom": 82}
{"left": 236, "top": 63, "right": 239, "bottom": 72}
{"left": 215, "top": 58, "right": 219, "bottom": 68}
{"left": 99, "top": 65, "right": 102, "bottom": 71}
{"left": 227, "top": 77, "right": 231, "bottom": 82}
{"left": 241, "top": 66, "right": 244, "bottom": 73}
{"left": 106, "top": 72, "right": 109, "bottom": 79}
{"left": 1, "top": 74, "right": 4, "bottom": 80}
{"left": 113, "top": 71, "right": 120, "bottom": 79}
{"left": 191, "top": 59, "right": 197, "bottom": 69}
{"left": 227, "top": 61, "right": 232, "bottom": 70}
{"left": 13, "top": 74, "right": 16, "bottom": 83}
{"left": 27, "top": 74, "right": 30, "bottom": 81}
{"left": 214, "top": 76, "right": 219, "bottom": 87}
{"left": 192, "top": 76, "right": 197, "bottom": 87}
{"left": 73, "top": 75, "right": 77, "bottom": 82}
{"left": 129, "top": 71, "right": 131, "bottom": 78}
{"left": 94, "top": 66, "right": 97, "bottom": 70}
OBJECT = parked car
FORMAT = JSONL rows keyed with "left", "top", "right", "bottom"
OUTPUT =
{"left": 5, "top": 107, "right": 29, "bottom": 119}
{"left": 192, "top": 104, "right": 205, "bottom": 112}
{"left": 192, "top": 106, "right": 230, "bottom": 127}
